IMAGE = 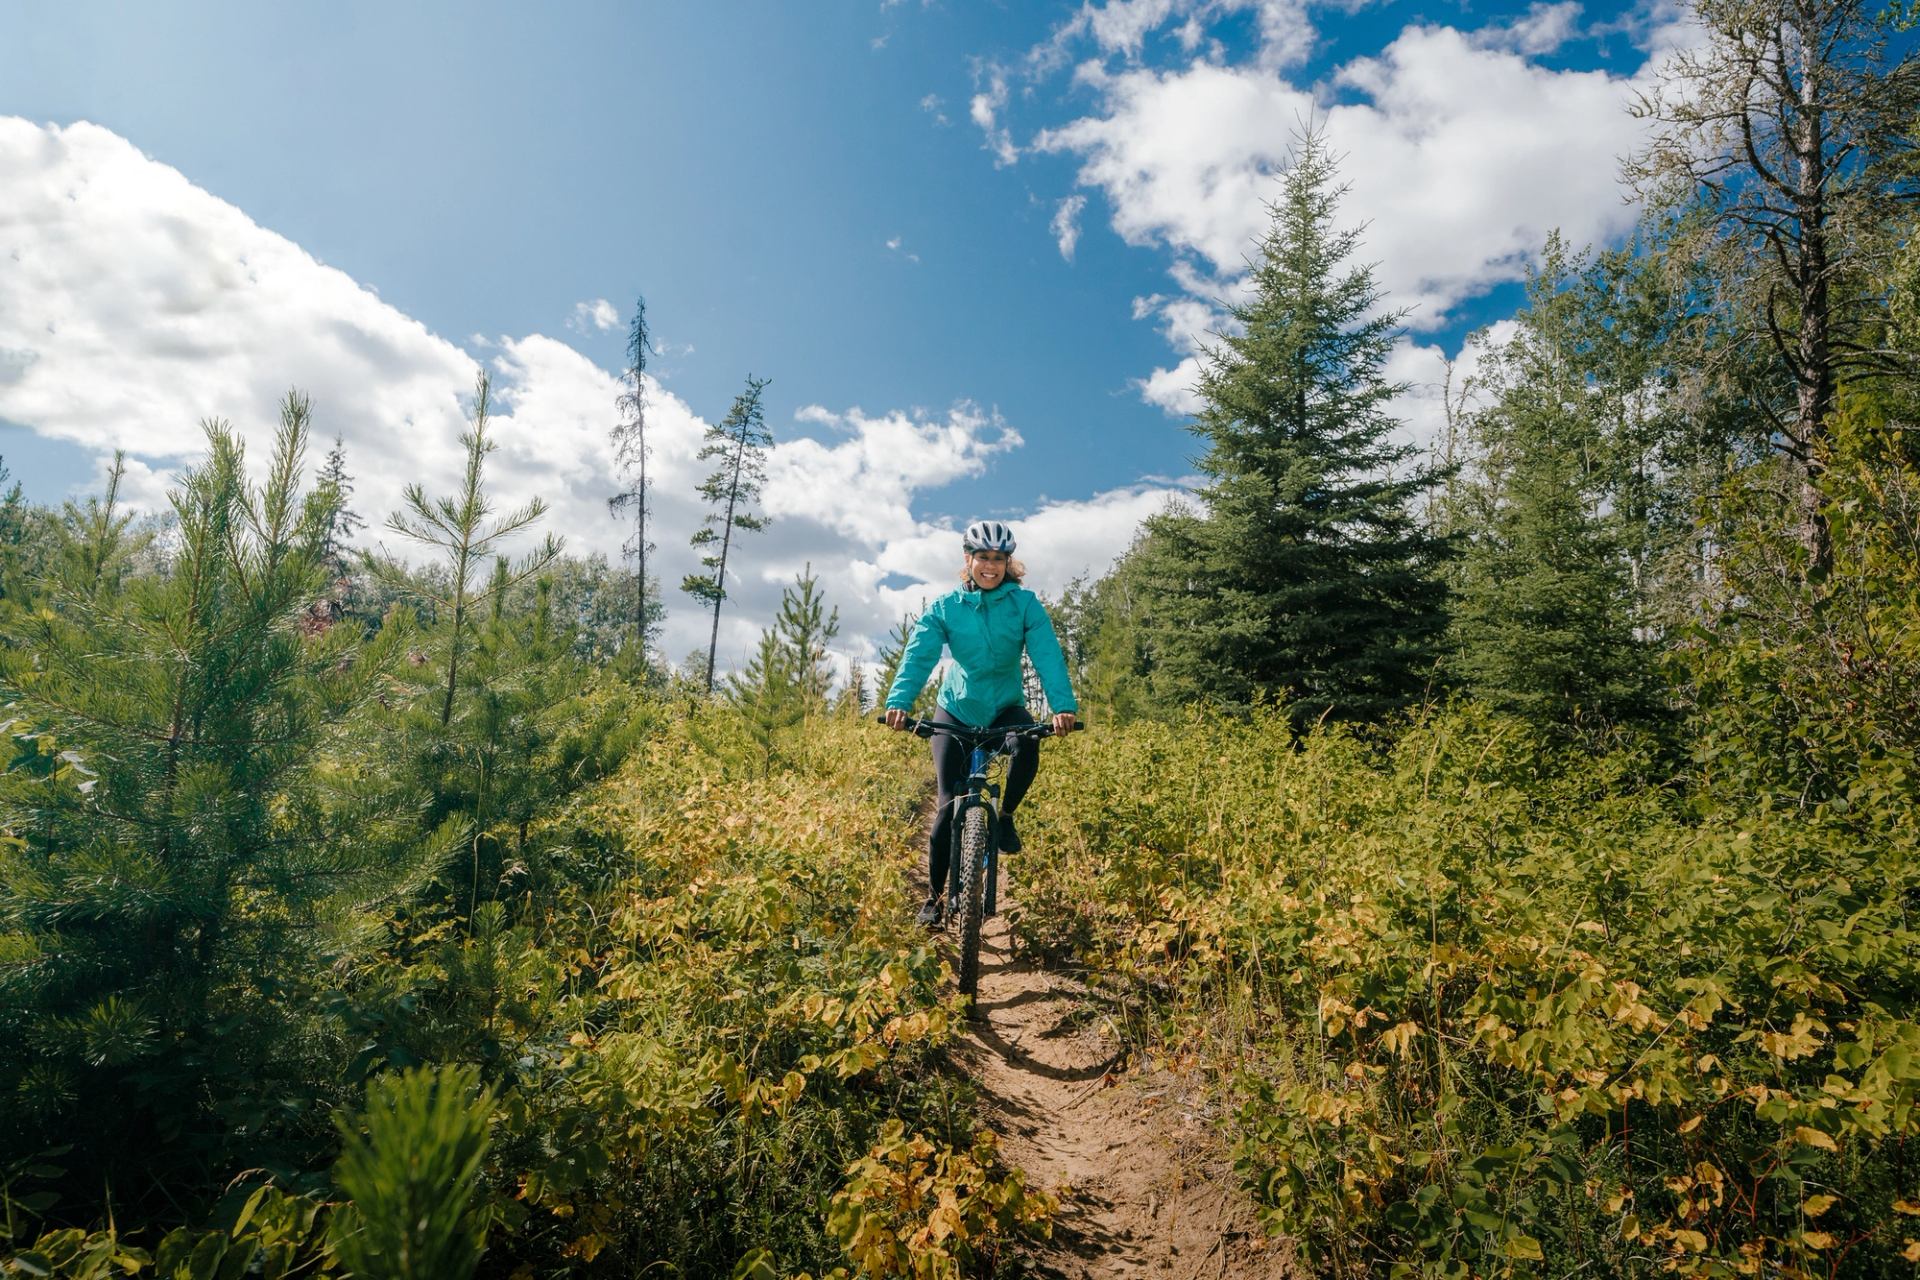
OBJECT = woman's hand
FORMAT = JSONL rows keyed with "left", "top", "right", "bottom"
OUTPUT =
{"left": 885, "top": 708, "right": 910, "bottom": 731}
{"left": 1052, "top": 712, "right": 1077, "bottom": 736}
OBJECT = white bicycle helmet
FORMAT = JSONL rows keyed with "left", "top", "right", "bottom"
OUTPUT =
{"left": 962, "top": 519, "right": 1017, "bottom": 553}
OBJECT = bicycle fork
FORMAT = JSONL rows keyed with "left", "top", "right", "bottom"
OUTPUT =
{"left": 948, "top": 751, "right": 1002, "bottom": 920}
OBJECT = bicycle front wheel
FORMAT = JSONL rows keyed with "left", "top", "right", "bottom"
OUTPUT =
{"left": 955, "top": 805, "right": 991, "bottom": 1001}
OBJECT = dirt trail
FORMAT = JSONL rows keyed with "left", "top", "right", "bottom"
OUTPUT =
{"left": 949, "top": 904, "right": 1298, "bottom": 1280}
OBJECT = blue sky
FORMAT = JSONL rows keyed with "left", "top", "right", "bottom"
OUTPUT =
{"left": 0, "top": 0, "right": 1680, "bottom": 668}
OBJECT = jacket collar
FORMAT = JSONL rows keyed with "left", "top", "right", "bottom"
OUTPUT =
{"left": 962, "top": 582, "right": 1017, "bottom": 610}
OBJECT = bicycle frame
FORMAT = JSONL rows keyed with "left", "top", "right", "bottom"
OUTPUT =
{"left": 879, "top": 714, "right": 1068, "bottom": 925}
{"left": 950, "top": 741, "right": 1004, "bottom": 919}
{"left": 879, "top": 713, "right": 1079, "bottom": 1001}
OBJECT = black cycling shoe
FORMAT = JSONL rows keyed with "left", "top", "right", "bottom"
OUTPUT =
{"left": 998, "top": 813, "right": 1022, "bottom": 854}
{"left": 915, "top": 896, "right": 943, "bottom": 927}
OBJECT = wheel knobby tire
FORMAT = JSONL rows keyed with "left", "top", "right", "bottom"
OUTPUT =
{"left": 956, "top": 806, "right": 991, "bottom": 1000}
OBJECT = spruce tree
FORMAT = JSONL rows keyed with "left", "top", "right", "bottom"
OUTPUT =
{"left": 682, "top": 375, "right": 772, "bottom": 693}
{"left": 727, "top": 627, "right": 802, "bottom": 779}
{"left": 771, "top": 563, "right": 840, "bottom": 709}
{"left": 608, "top": 296, "right": 656, "bottom": 664}
{"left": 318, "top": 435, "right": 366, "bottom": 577}
{"left": 1448, "top": 237, "right": 1646, "bottom": 722}
{"left": 1147, "top": 130, "right": 1447, "bottom": 724}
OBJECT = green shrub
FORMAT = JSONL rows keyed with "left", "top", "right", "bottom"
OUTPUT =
{"left": 330, "top": 1064, "right": 495, "bottom": 1280}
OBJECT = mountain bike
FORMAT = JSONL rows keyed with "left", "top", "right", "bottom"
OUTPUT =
{"left": 879, "top": 716, "right": 1068, "bottom": 1001}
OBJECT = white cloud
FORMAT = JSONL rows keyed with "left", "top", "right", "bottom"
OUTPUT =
{"left": 1051, "top": 195, "right": 1088, "bottom": 261}
{"left": 1139, "top": 355, "right": 1206, "bottom": 415}
{"left": 1002, "top": 5, "right": 1681, "bottom": 430}
{"left": 566, "top": 298, "right": 621, "bottom": 334}
{"left": 884, "top": 235, "right": 921, "bottom": 264}
{"left": 1037, "top": 34, "right": 1656, "bottom": 333}
{"left": 0, "top": 117, "right": 1172, "bottom": 681}
{"left": 1476, "top": 2, "right": 1584, "bottom": 55}
{"left": 969, "top": 65, "right": 1018, "bottom": 166}
{"left": 1029, "top": 0, "right": 1314, "bottom": 78}
{"left": 920, "top": 92, "right": 951, "bottom": 126}
{"left": 1016, "top": 484, "right": 1186, "bottom": 593}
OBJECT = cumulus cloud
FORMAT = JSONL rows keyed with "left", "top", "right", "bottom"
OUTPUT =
{"left": 884, "top": 235, "right": 921, "bottom": 264}
{"left": 975, "top": 0, "right": 1683, "bottom": 451}
{"left": 0, "top": 117, "right": 1173, "bottom": 679}
{"left": 566, "top": 298, "right": 621, "bottom": 334}
{"left": 1037, "top": 33, "right": 1657, "bottom": 332}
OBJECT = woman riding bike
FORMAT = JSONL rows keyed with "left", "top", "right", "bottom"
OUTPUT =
{"left": 884, "top": 520, "right": 1078, "bottom": 926}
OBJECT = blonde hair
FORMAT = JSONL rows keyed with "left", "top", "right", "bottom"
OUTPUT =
{"left": 960, "top": 554, "right": 1026, "bottom": 589}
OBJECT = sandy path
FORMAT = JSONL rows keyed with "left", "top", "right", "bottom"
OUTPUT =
{"left": 948, "top": 904, "right": 1298, "bottom": 1280}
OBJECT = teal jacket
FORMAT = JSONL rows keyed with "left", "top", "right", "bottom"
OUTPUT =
{"left": 884, "top": 583, "right": 1079, "bottom": 725}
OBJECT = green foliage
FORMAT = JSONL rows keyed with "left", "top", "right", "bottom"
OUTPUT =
{"left": 1, "top": 1186, "right": 336, "bottom": 1280}
{"left": 1446, "top": 236, "right": 1650, "bottom": 724}
{"left": 1135, "top": 129, "right": 1448, "bottom": 724}
{"left": 0, "top": 459, "right": 42, "bottom": 610}
{"left": 1679, "top": 389, "right": 1920, "bottom": 825}
{"left": 1049, "top": 535, "right": 1173, "bottom": 725}
{"left": 0, "top": 396, "right": 407, "bottom": 1194}
{"left": 1011, "top": 704, "right": 1920, "bottom": 1275}
{"left": 330, "top": 1064, "right": 495, "bottom": 1280}
{"left": 372, "top": 370, "right": 561, "bottom": 728}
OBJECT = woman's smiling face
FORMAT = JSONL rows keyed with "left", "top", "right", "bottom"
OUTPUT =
{"left": 967, "top": 549, "right": 1009, "bottom": 589}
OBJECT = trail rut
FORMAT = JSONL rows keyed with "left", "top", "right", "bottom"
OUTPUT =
{"left": 948, "top": 903, "right": 1298, "bottom": 1279}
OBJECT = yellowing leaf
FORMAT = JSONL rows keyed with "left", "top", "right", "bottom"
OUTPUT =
{"left": 1678, "top": 1114, "right": 1703, "bottom": 1134}
{"left": 1803, "top": 1194, "right": 1837, "bottom": 1217}
{"left": 1894, "top": 1200, "right": 1920, "bottom": 1216}
{"left": 1504, "top": 1235, "right": 1544, "bottom": 1261}
{"left": 1793, "top": 1126, "right": 1839, "bottom": 1152}
{"left": 1673, "top": 1229, "right": 1708, "bottom": 1253}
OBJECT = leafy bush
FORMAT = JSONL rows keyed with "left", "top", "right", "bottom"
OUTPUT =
{"left": 1013, "top": 704, "right": 1920, "bottom": 1276}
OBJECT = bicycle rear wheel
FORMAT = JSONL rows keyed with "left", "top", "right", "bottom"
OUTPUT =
{"left": 955, "top": 805, "right": 991, "bottom": 1000}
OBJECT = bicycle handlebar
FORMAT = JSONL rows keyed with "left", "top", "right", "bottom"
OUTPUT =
{"left": 873, "top": 714, "right": 1084, "bottom": 742}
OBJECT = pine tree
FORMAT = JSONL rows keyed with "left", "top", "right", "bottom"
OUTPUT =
{"left": 0, "top": 394, "right": 405, "bottom": 1193}
{"left": 874, "top": 608, "right": 925, "bottom": 713}
{"left": 55, "top": 450, "right": 149, "bottom": 602}
{"left": 682, "top": 375, "right": 772, "bottom": 693}
{"left": 0, "top": 456, "right": 38, "bottom": 606}
{"left": 771, "top": 563, "right": 840, "bottom": 709}
{"left": 726, "top": 627, "right": 802, "bottom": 779}
{"left": 375, "top": 372, "right": 562, "bottom": 727}
{"left": 318, "top": 435, "right": 366, "bottom": 577}
{"left": 608, "top": 297, "right": 656, "bottom": 664}
{"left": 1448, "top": 238, "right": 1647, "bottom": 722}
{"left": 1145, "top": 129, "right": 1448, "bottom": 724}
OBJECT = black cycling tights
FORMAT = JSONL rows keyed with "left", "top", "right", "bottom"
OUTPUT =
{"left": 927, "top": 705, "right": 1039, "bottom": 898}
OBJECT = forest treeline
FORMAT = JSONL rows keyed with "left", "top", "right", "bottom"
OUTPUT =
{"left": 2, "top": 0, "right": 1918, "bottom": 1274}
